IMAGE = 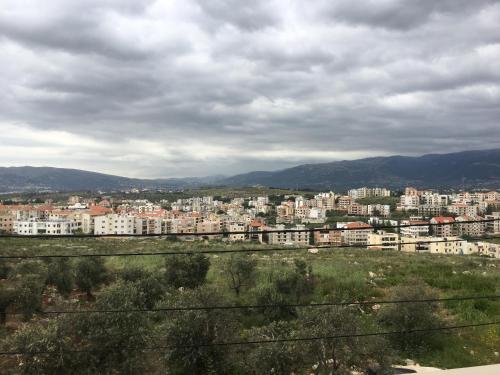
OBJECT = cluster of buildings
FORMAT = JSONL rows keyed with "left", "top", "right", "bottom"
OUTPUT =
{"left": 1, "top": 187, "right": 499, "bottom": 258}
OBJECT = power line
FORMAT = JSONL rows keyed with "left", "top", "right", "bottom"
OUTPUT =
{"left": 4, "top": 295, "right": 498, "bottom": 316}
{"left": 0, "top": 321, "right": 497, "bottom": 356}
{"left": 1, "top": 235, "right": 499, "bottom": 259}
{"left": 0, "top": 218, "right": 498, "bottom": 239}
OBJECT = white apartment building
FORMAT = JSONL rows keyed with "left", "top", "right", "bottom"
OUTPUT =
{"left": 348, "top": 187, "right": 390, "bottom": 200}
{"left": 13, "top": 219, "right": 81, "bottom": 235}
{"left": 94, "top": 214, "right": 136, "bottom": 235}
{"left": 420, "top": 192, "right": 449, "bottom": 206}
{"left": 400, "top": 220, "right": 430, "bottom": 238}
{"left": 399, "top": 195, "right": 420, "bottom": 210}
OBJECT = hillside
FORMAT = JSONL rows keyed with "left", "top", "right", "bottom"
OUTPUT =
{"left": 1, "top": 149, "right": 499, "bottom": 192}
{"left": 0, "top": 167, "right": 212, "bottom": 193}
{"left": 220, "top": 149, "right": 500, "bottom": 190}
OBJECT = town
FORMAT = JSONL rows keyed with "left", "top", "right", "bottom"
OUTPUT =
{"left": 1, "top": 187, "right": 499, "bottom": 258}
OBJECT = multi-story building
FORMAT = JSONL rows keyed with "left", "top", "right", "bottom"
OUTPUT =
{"left": 428, "top": 237, "right": 470, "bottom": 255}
{"left": 313, "top": 226, "right": 342, "bottom": 246}
{"left": 267, "top": 224, "right": 310, "bottom": 246}
{"left": 418, "top": 205, "right": 445, "bottom": 217}
{"left": 367, "top": 204, "right": 391, "bottom": 217}
{"left": 367, "top": 231, "right": 399, "bottom": 250}
{"left": 400, "top": 220, "right": 430, "bottom": 238}
{"left": 447, "top": 204, "right": 479, "bottom": 217}
{"left": 341, "top": 222, "right": 373, "bottom": 246}
{"left": 420, "top": 192, "right": 448, "bottom": 206}
{"left": 485, "top": 212, "right": 500, "bottom": 234}
{"left": 348, "top": 203, "right": 368, "bottom": 216}
{"left": 348, "top": 187, "right": 390, "bottom": 200}
{"left": 455, "top": 216, "right": 485, "bottom": 238}
{"left": 13, "top": 218, "right": 82, "bottom": 235}
{"left": 94, "top": 214, "right": 136, "bottom": 235}
{"left": 400, "top": 236, "right": 434, "bottom": 253}
{"left": 314, "top": 192, "right": 336, "bottom": 210}
{"left": 228, "top": 222, "right": 246, "bottom": 242}
{"left": 430, "top": 217, "right": 455, "bottom": 237}
{"left": 0, "top": 206, "right": 14, "bottom": 233}
{"left": 337, "top": 196, "right": 353, "bottom": 210}
{"left": 399, "top": 195, "right": 420, "bottom": 210}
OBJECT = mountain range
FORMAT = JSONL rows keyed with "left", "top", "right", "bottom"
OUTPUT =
{"left": 1, "top": 149, "right": 499, "bottom": 193}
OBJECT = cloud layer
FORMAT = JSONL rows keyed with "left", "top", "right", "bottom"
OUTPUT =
{"left": 1, "top": 0, "right": 499, "bottom": 177}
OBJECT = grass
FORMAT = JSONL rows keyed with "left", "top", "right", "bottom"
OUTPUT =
{"left": 0, "top": 237, "right": 498, "bottom": 368}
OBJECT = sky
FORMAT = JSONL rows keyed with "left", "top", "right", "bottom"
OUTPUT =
{"left": 1, "top": 0, "right": 499, "bottom": 178}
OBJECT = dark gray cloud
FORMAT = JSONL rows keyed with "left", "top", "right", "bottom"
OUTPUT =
{"left": 0, "top": 0, "right": 499, "bottom": 178}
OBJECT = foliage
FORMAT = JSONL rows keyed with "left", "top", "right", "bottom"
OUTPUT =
{"left": 164, "top": 254, "right": 210, "bottom": 289}
{"left": 6, "top": 319, "right": 79, "bottom": 375}
{"left": 221, "top": 255, "right": 257, "bottom": 296}
{"left": 378, "top": 282, "right": 445, "bottom": 354}
{"left": 72, "top": 281, "right": 153, "bottom": 374}
{"left": 74, "top": 258, "right": 108, "bottom": 298}
{"left": 46, "top": 258, "right": 74, "bottom": 297}
{"left": 158, "top": 287, "right": 236, "bottom": 374}
{"left": 301, "top": 307, "right": 393, "bottom": 374}
{"left": 9, "top": 261, "right": 48, "bottom": 320}
{"left": 240, "top": 321, "right": 305, "bottom": 374}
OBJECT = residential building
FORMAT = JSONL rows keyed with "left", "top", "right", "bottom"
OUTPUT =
{"left": 228, "top": 223, "right": 246, "bottom": 242}
{"left": 485, "top": 212, "right": 500, "bottom": 234}
{"left": 428, "top": 237, "right": 470, "bottom": 255}
{"left": 341, "top": 222, "right": 373, "bottom": 246}
{"left": 447, "top": 204, "right": 479, "bottom": 217}
{"left": 313, "top": 226, "right": 342, "bottom": 246}
{"left": 400, "top": 220, "right": 430, "bottom": 238}
{"left": 455, "top": 216, "right": 485, "bottom": 237}
{"left": 348, "top": 187, "right": 390, "bottom": 200}
{"left": 367, "top": 231, "right": 399, "bottom": 250}
{"left": 430, "top": 217, "right": 455, "bottom": 237}
{"left": 94, "top": 214, "right": 136, "bottom": 235}
{"left": 13, "top": 218, "right": 81, "bottom": 235}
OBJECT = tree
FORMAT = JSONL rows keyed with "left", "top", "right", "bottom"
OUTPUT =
{"left": 74, "top": 258, "right": 108, "bottom": 298}
{"left": 240, "top": 321, "right": 305, "bottom": 374}
{"left": 222, "top": 255, "right": 257, "bottom": 297}
{"left": 46, "top": 258, "right": 74, "bottom": 297}
{"left": 72, "top": 281, "right": 153, "bottom": 374}
{"left": 378, "top": 282, "right": 445, "bottom": 354}
{"left": 164, "top": 254, "right": 210, "bottom": 289}
{"left": 9, "top": 261, "right": 48, "bottom": 320}
{"left": 6, "top": 318, "right": 79, "bottom": 374}
{"left": 0, "top": 285, "right": 15, "bottom": 325}
{"left": 301, "top": 307, "right": 393, "bottom": 374}
{"left": 158, "top": 287, "right": 236, "bottom": 374}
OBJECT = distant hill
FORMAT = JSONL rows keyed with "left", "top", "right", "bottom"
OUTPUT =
{"left": 0, "top": 167, "right": 215, "bottom": 193}
{"left": 219, "top": 149, "right": 500, "bottom": 190}
{"left": 1, "top": 149, "right": 499, "bottom": 192}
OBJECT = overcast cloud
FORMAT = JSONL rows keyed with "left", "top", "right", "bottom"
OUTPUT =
{"left": 1, "top": 0, "right": 499, "bottom": 178}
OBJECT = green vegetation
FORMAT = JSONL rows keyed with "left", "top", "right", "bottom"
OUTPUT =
{"left": 0, "top": 237, "right": 498, "bottom": 373}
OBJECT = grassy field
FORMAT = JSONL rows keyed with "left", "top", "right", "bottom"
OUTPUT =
{"left": 0, "top": 237, "right": 499, "bottom": 369}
